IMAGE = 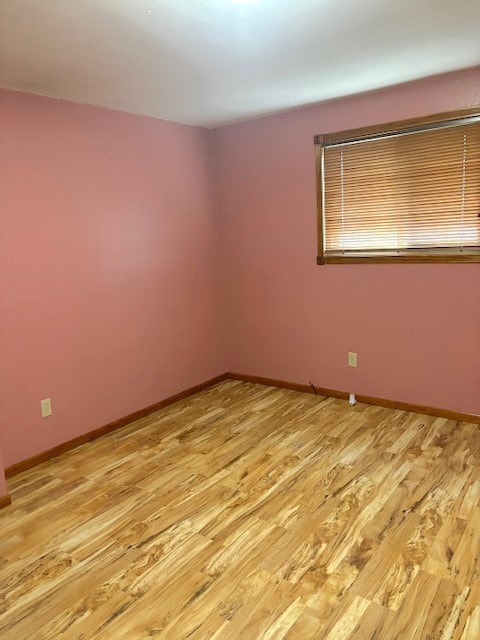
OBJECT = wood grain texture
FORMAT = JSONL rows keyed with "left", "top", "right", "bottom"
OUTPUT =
{"left": 5, "top": 373, "right": 228, "bottom": 478}
{"left": 0, "top": 495, "right": 12, "bottom": 510}
{"left": 1, "top": 379, "right": 479, "bottom": 639}
{"left": 227, "top": 372, "right": 480, "bottom": 424}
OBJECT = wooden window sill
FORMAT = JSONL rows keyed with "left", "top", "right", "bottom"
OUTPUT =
{"left": 317, "top": 254, "right": 480, "bottom": 264}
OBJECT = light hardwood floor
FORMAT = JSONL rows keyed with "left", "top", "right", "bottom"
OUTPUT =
{"left": 1, "top": 380, "right": 479, "bottom": 639}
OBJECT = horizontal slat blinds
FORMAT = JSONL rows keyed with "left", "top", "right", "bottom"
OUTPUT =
{"left": 320, "top": 118, "right": 480, "bottom": 261}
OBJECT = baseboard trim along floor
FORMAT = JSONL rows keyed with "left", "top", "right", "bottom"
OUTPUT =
{"left": 0, "top": 494, "right": 12, "bottom": 511}
{"left": 5, "top": 370, "right": 478, "bottom": 480}
{"left": 226, "top": 372, "right": 480, "bottom": 425}
{"left": 5, "top": 373, "right": 228, "bottom": 478}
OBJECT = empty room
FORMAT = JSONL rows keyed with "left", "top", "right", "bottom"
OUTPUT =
{"left": 1, "top": 1, "right": 479, "bottom": 638}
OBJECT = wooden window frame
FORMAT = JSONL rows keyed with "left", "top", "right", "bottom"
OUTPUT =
{"left": 315, "top": 107, "right": 480, "bottom": 265}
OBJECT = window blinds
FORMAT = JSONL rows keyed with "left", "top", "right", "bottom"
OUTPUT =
{"left": 318, "top": 115, "right": 480, "bottom": 262}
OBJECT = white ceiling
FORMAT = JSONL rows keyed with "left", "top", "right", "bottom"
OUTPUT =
{"left": 1, "top": 0, "right": 479, "bottom": 128}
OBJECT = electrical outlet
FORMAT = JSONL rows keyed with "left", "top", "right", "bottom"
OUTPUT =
{"left": 348, "top": 352, "right": 358, "bottom": 367}
{"left": 40, "top": 398, "right": 52, "bottom": 418}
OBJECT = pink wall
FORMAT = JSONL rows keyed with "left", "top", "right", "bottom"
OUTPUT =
{"left": 213, "top": 67, "right": 480, "bottom": 416}
{"left": 0, "top": 89, "right": 226, "bottom": 471}
{"left": 1, "top": 67, "right": 479, "bottom": 488}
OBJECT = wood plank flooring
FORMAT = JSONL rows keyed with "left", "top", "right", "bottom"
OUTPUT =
{"left": 1, "top": 380, "right": 479, "bottom": 639}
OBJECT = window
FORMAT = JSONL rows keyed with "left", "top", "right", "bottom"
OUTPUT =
{"left": 314, "top": 108, "right": 480, "bottom": 264}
